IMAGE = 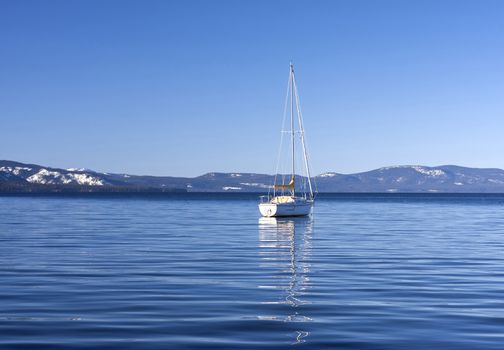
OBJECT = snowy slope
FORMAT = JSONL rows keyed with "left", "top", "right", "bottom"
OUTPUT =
{"left": 3, "top": 160, "right": 504, "bottom": 192}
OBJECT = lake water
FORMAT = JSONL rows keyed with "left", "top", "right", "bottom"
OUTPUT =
{"left": 2, "top": 194, "right": 504, "bottom": 349}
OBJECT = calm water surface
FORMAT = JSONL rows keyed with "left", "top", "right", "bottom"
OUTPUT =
{"left": 2, "top": 194, "right": 504, "bottom": 349}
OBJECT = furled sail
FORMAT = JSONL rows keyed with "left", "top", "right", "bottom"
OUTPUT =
{"left": 274, "top": 177, "right": 295, "bottom": 190}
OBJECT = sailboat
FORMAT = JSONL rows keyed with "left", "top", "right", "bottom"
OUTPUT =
{"left": 259, "top": 63, "right": 315, "bottom": 217}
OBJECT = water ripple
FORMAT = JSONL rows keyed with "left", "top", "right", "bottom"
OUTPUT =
{"left": 1, "top": 195, "right": 504, "bottom": 349}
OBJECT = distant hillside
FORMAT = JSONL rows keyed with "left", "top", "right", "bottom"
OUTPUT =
{"left": 3, "top": 160, "right": 504, "bottom": 193}
{"left": 0, "top": 160, "right": 187, "bottom": 193}
{"left": 315, "top": 165, "right": 504, "bottom": 192}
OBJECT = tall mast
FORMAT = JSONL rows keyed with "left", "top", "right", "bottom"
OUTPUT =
{"left": 290, "top": 63, "right": 295, "bottom": 196}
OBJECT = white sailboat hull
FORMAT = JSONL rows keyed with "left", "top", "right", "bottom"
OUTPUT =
{"left": 259, "top": 201, "right": 313, "bottom": 217}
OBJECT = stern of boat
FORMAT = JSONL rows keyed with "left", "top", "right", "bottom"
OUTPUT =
{"left": 259, "top": 202, "right": 278, "bottom": 217}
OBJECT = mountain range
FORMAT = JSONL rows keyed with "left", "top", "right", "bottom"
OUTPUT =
{"left": 3, "top": 160, "right": 504, "bottom": 193}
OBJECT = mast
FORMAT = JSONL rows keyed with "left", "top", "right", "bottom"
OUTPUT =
{"left": 290, "top": 63, "right": 295, "bottom": 196}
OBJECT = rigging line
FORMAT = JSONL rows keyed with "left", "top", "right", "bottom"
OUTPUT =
{"left": 292, "top": 73, "right": 315, "bottom": 198}
{"left": 296, "top": 102, "right": 317, "bottom": 197}
{"left": 299, "top": 111, "right": 318, "bottom": 196}
{"left": 272, "top": 65, "right": 293, "bottom": 197}
{"left": 290, "top": 63, "right": 295, "bottom": 196}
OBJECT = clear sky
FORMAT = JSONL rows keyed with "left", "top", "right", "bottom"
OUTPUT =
{"left": 1, "top": 0, "right": 504, "bottom": 177}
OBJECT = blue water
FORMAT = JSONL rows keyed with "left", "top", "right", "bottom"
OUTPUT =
{"left": 2, "top": 194, "right": 504, "bottom": 349}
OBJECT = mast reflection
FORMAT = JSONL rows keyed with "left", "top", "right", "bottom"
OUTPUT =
{"left": 257, "top": 217, "right": 314, "bottom": 344}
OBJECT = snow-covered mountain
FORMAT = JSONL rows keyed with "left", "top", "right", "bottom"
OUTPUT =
{"left": 0, "top": 160, "right": 189, "bottom": 192}
{"left": 0, "top": 162, "right": 106, "bottom": 186}
{"left": 314, "top": 165, "right": 504, "bottom": 192}
{"left": 3, "top": 160, "right": 504, "bottom": 193}
{"left": 26, "top": 169, "right": 105, "bottom": 186}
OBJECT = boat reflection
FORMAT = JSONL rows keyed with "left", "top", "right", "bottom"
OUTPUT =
{"left": 257, "top": 217, "right": 313, "bottom": 344}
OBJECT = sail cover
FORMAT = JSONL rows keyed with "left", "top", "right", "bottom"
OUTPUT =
{"left": 274, "top": 177, "right": 295, "bottom": 190}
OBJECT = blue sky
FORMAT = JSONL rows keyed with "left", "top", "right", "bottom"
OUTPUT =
{"left": 1, "top": 0, "right": 504, "bottom": 176}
